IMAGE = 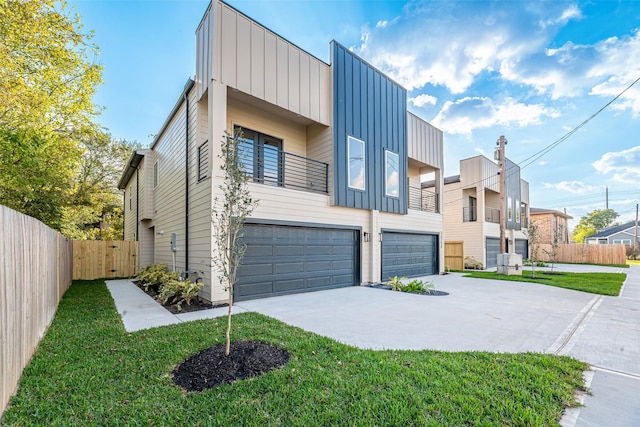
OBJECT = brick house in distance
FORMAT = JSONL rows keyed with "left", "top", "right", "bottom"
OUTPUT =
{"left": 529, "top": 208, "right": 572, "bottom": 244}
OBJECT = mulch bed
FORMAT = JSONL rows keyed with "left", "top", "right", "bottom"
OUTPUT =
{"left": 369, "top": 284, "right": 449, "bottom": 296}
{"left": 172, "top": 341, "right": 290, "bottom": 391}
{"left": 133, "top": 280, "right": 225, "bottom": 314}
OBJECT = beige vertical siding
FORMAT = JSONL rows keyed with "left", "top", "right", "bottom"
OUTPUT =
{"left": 1, "top": 206, "right": 72, "bottom": 416}
{"left": 198, "top": 1, "right": 331, "bottom": 125}
{"left": 407, "top": 112, "right": 443, "bottom": 170}
{"left": 307, "top": 123, "right": 334, "bottom": 201}
{"left": 195, "top": 3, "right": 212, "bottom": 100}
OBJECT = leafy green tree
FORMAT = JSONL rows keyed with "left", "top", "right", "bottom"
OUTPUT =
{"left": 571, "top": 209, "right": 619, "bottom": 243}
{"left": 0, "top": 0, "right": 107, "bottom": 234}
{"left": 211, "top": 129, "right": 258, "bottom": 356}
{"left": 0, "top": 0, "right": 102, "bottom": 135}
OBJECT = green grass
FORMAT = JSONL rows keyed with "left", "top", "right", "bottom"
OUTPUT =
{"left": 551, "top": 261, "right": 629, "bottom": 268}
{"left": 465, "top": 270, "right": 625, "bottom": 296}
{"left": 2, "top": 280, "right": 588, "bottom": 426}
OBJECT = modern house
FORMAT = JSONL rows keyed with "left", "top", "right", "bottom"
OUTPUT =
{"left": 585, "top": 221, "right": 639, "bottom": 246}
{"left": 118, "top": 0, "right": 445, "bottom": 304}
{"left": 529, "top": 208, "right": 572, "bottom": 244}
{"left": 436, "top": 155, "right": 529, "bottom": 269}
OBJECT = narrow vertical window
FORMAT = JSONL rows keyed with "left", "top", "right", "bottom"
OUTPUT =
{"left": 385, "top": 150, "right": 399, "bottom": 197}
{"left": 348, "top": 136, "right": 365, "bottom": 190}
{"left": 515, "top": 199, "right": 520, "bottom": 223}
{"left": 153, "top": 161, "right": 159, "bottom": 188}
{"left": 507, "top": 197, "right": 513, "bottom": 221}
{"left": 197, "top": 141, "right": 208, "bottom": 181}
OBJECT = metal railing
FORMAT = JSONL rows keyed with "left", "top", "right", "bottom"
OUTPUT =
{"left": 463, "top": 206, "right": 477, "bottom": 222}
{"left": 485, "top": 207, "right": 500, "bottom": 223}
{"left": 238, "top": 141, "right": 328, "bottom": 193}
{"left": 408, "top": 187, "right": 439, "bottom": 213}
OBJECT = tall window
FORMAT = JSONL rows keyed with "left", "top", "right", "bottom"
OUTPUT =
{"left": 197, "top": 141, "right": 209, "bottom": 181}
{"left": 235, "top": 126, "right": 283, "bottom": 187}
{"left": 348, "top": 136, "right": 365, "bottom": 190}
{"left": 467, "top": 196, "right": 477, "bottom": 222}
{"left": 507, "top": 197, "right": 513, "bottom": 221}
{"left": 515, "top": 199, "right": 520, "bottom": 223}
{"left": 153, "top": 161, "right": 159, "bottom": 188}
{"left": 385, "top": 150, "right": 399, "bottom": 197}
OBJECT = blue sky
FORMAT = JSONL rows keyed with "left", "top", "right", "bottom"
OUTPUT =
{"left": 68, "top": 0, "right": 640, "bottom": 228}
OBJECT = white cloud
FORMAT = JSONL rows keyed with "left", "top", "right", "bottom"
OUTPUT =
{"left": 538, "top": 161, "right": 548, "bottom": 166}
{"left": 542, "top": 181, "right": 601, "bottom": 194}
{"left": 592, "top": 145, "right": 640, "bottom": 184}
{"left": 432, "top": 96, "right": 559, "bottom": 134}
{"left": 354, "top": 2, "right": 581, "bottom": 93}
{"left": 474, "top": 147, "right": 486, "bottom": 156}
{"left": 409, "top": 93, "right": 437, "bottom": 107}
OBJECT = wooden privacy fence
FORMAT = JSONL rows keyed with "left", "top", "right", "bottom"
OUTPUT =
{"left": 444, "top": 241, "right": 464, "bottom": 271}
{"left": 535, "top": 243, "right": 626, "bottom": 265}
{"left": 73, "top": 240, "right": 138, "bottom": 280}
{"left": 1, "top": 205, "right": 73, "bottom": 416}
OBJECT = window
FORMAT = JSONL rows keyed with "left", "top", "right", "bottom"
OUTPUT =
{"left": 613, "top": 239, "right": 632, "bottom": 245}
{"left": 128, "top": 189, "right": 132, "bottom": 211}
{"left": 348, "top": 136, "right": 365, "bottom": 190}
{"left": 507, "top": 197, "right": 513, "bottom": 221}
{"left": 465, "top": 196, "right": 477, "bottom": 222}
{"left": 385, "top": 150, "right": 399, "bottom": 197}
{"left": 153, "top": 161, "right": 159, "bottom": 188}
{"left": 515, "top": 199, "right": 520, "bottom": 223}
{"left": 197, "top": 141, "right": 208, "bottom": 181}
{"left": 235, "top": 126, "right": 283, "bottom": 187}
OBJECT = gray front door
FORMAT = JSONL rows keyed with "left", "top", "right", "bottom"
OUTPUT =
{"left": 235, "top": 224, "right": 359, "bottom": 301}
{"left": 515, "top": 239, "right": 529, "bottom": 259}
{"left": 381, "top": 232, "right": 437, "bottom": 280}
{"left": 486, "top": 237, "right": 500, "bottom": 268}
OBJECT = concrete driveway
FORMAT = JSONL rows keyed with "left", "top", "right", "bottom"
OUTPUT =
{"left": 236, "top": 265, "right": 640, "bottom": 427}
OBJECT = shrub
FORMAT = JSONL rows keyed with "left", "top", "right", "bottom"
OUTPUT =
{"left": 386, "top": 276, "right": 407, "bottom": 291}
{"left": 403, "top": 279, "right": 435, "bottom": 294}
{"left": 158, "top": 278, "right": 204, "bottom": 311}
{"left": 464, "top": 256, "right": 483, "bottom": 270}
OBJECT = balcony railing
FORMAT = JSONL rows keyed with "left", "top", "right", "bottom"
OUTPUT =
{"left": 463, "top": 207, "right": 477, "bottom": 222}
{"left": 408, "top": 187, "right": 439, "bottom": 213}
{"left": 485, "top": 207, "right": 500, "bottom": 223}
{"left": 238, "top": 141, "right": 328, "bottom": 194}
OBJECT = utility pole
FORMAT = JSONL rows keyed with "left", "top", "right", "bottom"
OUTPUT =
{"left": 634, "top": 204, "right": 638, "bottom": 257}
{"left": 606, "top": 186, "right": 609, "bottom": 209}
{"left": 497, "top": 135, "right": 507, "bottom": 254}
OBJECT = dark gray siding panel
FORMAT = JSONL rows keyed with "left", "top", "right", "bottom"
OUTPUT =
{"left": 381, "top": 232, "right": 437, "bottom": 280}
{"left": 236, "top": 223, "right": 359, "bottom": 301}
{"left": 486, "top": 237, "right": 500, "bottom": 268}
{"left": 504, "top": 157, "right": 521, "bottom": 230}
{"left": 332, "top": 42, "right": 407, "bottom": 214}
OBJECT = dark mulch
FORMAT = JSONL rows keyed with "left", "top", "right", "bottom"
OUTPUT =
{"left": 132, "top": 280, "right": 225, "bottom": 314}
{"left": 172, "top": 341, "right": 290, "bottom": 392}
{"left": 369, "top": 284, "right": 449, "bottom": 296}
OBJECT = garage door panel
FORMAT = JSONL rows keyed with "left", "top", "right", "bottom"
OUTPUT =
{"left": 486, "top": 237, "right": 500, "bottom": 268}
{"left": 236, "top": 224, "right": 359, "bottom": 301}
{"left": 381, "top": 232, "right": 437, "bottom": 279}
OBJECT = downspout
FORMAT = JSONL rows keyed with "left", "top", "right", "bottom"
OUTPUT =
{"left": 184, "top": 91, "right": 190, "bottom": 273}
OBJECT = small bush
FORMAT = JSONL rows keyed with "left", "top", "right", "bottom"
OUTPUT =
{"left": 158, "top": 278, "right": 204, "bottom": 311}
{"left": 403, "top": 279, "right": 435, "bottom": 294}
{"left": 464, "top": 256, "right": 483, "bottom": 270}
{"left": 135, "top": 264, "right": 179, "bottom": 293}
{"left": 386, "top": 276, "right": 407, "bottom": 291}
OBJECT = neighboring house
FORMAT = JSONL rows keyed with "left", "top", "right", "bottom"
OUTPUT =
{"left": 435, "top": 155, "right": 530, "bottom": 269}
{"left": 529, "top": 208, "right": 572, "bottom": 244}
{"left": 585, "top": 221, "right": 639, "bottom": 246}
{"left": 118, "top": 1, "right": 445, "bottom": 304}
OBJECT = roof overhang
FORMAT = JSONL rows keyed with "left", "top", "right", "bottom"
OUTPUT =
{"left": 117, "top": 150, "right": 146, "bottom": 189}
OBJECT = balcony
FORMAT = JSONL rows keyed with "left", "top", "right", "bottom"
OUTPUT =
{"left": 238, "top": 140, "right": 328, "bottom": 194}
{"left": 485, "top": 207, "right": 500, "bottom": 223}
{"left": 408, "top": 187, "right": 439, "bottom": 213}
{"left": 463, "top": 207, "right": 477, "bottom": 222}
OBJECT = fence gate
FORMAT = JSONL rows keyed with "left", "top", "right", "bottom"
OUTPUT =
{"left": 73, "top": 240, "right": 138, "bottom": 280}
{"left": 444, "top": 241, "right": 464, "bottom": 271}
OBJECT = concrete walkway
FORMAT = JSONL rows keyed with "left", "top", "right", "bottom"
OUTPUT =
{"left": 105, "top": 265, "right": 640, "bottom": 426}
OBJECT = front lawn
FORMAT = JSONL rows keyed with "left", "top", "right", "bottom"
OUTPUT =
{"left": 2, "top": 280, "right": 588, "bottom": 426}
{"left": 465, "top": 270, "right": 625, "bottom": 296}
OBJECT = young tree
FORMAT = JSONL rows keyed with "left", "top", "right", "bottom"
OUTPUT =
{"left": 526, "top": 221, "right": 541, "bottom": 278}
{"left": 543, "top": 223, "right": 564, "bottom": 273}
{"left": 211, "top": 129, "right": 258, "bottom": 356}
{"left": 572, "top": 209, "right": 619, "bottom": 243}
